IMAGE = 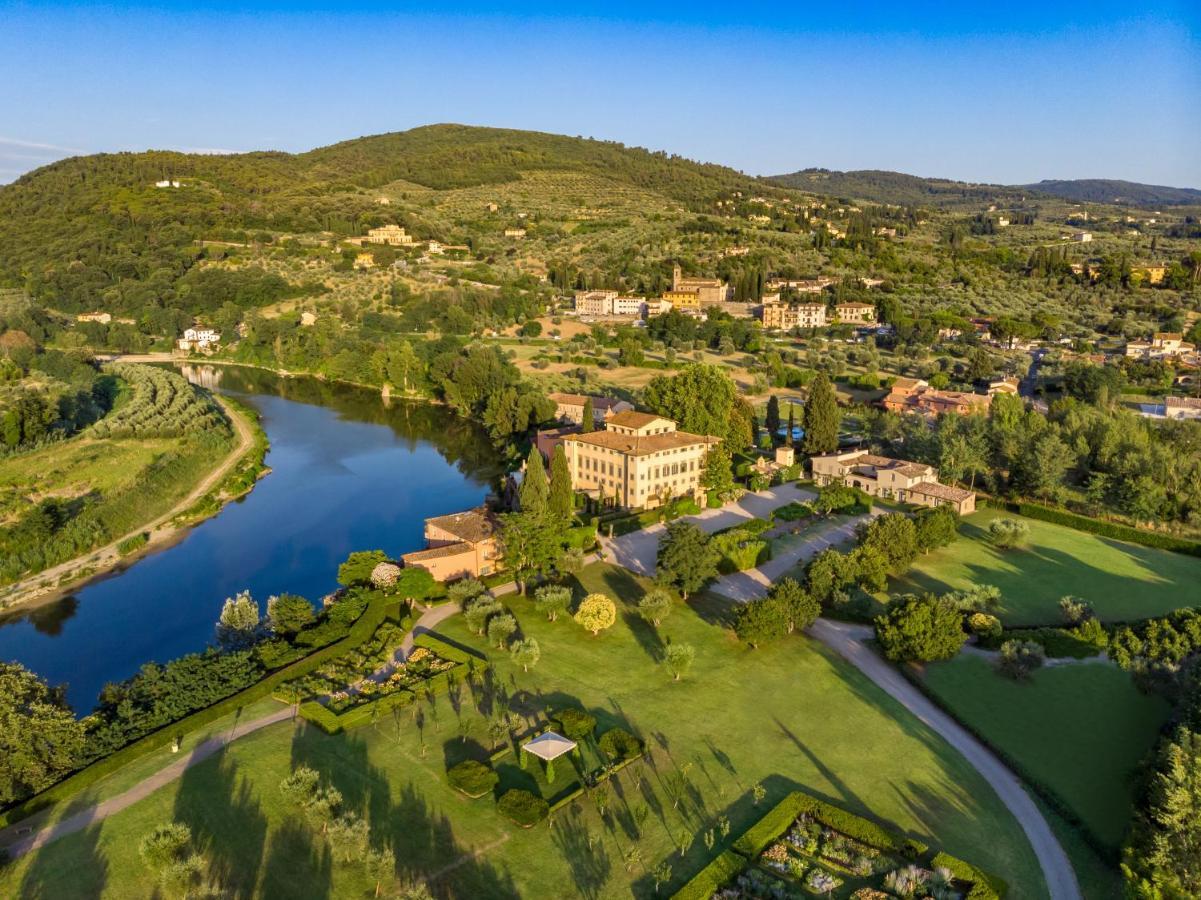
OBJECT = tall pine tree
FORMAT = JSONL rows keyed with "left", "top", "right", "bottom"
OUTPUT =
{"left": 801, "top": 373, "right": 840, "bottom": 454}
{"left": 765, "top": 395, "right": 781, "bottom": 444}
{"left": 549, "top": 444, "right": 573, "bottom": 520}
{"left": 519, "top": 446, "right": 549, "bottom": 514}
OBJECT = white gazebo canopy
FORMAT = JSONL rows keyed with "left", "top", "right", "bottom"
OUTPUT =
{"left": 521, "top": 731, "right": 577, "bottom": 762}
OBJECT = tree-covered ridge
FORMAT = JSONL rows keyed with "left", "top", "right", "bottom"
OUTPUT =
{"left": 1024, "top": 179, "right": 1201, "bottom": 207}
{"left": 765, "top": 168, "right": 1028, "bottom": 208}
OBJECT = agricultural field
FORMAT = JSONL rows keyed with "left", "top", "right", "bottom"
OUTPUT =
{"left": 0, "top": 563, "right": 1049, "bottom": 898}
{"left": 885, "top": 509, "right": 1201, "bottom": 626}
{"left": 919, "top": 655, "right": 1171, "bottom": 853}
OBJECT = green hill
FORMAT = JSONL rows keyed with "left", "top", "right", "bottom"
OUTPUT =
{"left": 0, "top": 124, "right": 773, "bottom": 315}
{"left": 765, "top": 168, "right": 1026, "bottom": 208}
{"left": 1020, "top": 179, "right": 1201, "bottom": 207}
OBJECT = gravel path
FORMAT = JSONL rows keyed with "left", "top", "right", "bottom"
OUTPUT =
{"left": 809, "top": 620, "right": 1082, "bottom": 900}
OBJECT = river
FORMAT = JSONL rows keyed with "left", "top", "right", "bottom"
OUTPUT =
{"left": 0, "top": 365, "right": 505, "bottom": 713}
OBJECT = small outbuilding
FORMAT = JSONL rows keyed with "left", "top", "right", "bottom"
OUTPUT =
{"left": 521, "top": 731, "right": 577, "bottom": 780}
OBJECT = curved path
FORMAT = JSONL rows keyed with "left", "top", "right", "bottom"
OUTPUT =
{"left": 0, "top": 393, "right": 258, "bottom": 611}
{"left": 810, "top": 619, "right": 1082, "bottom": 900}
{"left": 0, "top": 602, "right": 462, "bottom": 859}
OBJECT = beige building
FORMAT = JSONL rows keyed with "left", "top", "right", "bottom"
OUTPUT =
{"left": 761, "top": 301, "right": 827, "bottom": 330}
{"left": 77, "top": 311, "right": 112, "bottom": 324}
{"left": 672, "top": 265, "right": 731, "bottom": 305}
{"left": 662, "top": 289, "right": 703, "bottom": 310}
{"left": 573, "top": 290, "right": 647, "bottom": 318}
{"left": 366, "top": 224, "right": 414, "bottom": 246}
{"left": 810, "top": 450, "right": 976, "bottom": 515}
{"left": 401, "top": 507, "right": 501, "bottom": 582}
{"left": 548, "top": 392, "right": 634, "bottom": 427}
{"left": 504, "top": 227, "right": 527, "bottom": 238}
{"left": 1165, "top": 396, "right": 1201, "bottom": 420}
{"left": 560, "top": 411, "right": 719, "bottom": 509}
{"left": 1126, "top": 333, "right": 1196, "bottom": 360}
{"left": 833, "top": 302, "right": 877, "bottom": 324}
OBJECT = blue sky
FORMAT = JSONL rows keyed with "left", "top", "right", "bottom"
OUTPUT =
{"left": 1, "top": 1, "right": 1198, "bottom": 186}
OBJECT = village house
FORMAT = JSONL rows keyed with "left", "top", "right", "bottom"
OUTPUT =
{"left": 504, "top": 227, "right": 527, "bottom": 238}
{"left": 1070, "top": 231, "right": 1093, "bottom": 242}
{"left": 833, "top": 302, "right": 877, "bottom": 324}
{"left": 1126, "top": 333, "right": 1197, "bottom": 360}
{"left": 366, "top": 224, "right": 414, "bottom": 246}
{"left": 76, "top": 311, "right": 112, "bottom": 324}
{"left": 766, "top": 276, "right": 835, "bottom": 294}
{"left": 760, "top": 301, "right": 827, "bottom": 330}
{"left": 986, "top": 377, "right": 1021, "bottom": 396}
{"left": 1165, "top": 396, "right": 1201, "bottom": 420}
{"left": 177, "top": 327, "right": 221, "bottom": 352}
{"left": 559, "top": 411, "right": 719, "bottom": 509}
{"left": 661, "top": 289, "right": 703, "bottom": 310}
{"left": 882, "top": 378, "right": 991, "bottom": 417}
{"left": 1134, "top": 264, "right": 1168, "bottom": 285}
{"left": 154, "top": 179, "right": 181, "bottom": 188}
{"left": 749, "top": 446, "right": 796, "bottom": 480}
{"left": 548, "top": 392, "right": 634, "bottom": 427}
{"left": 401, "top": 506, "right": 501, "bottom": 582}
{"left": 810, "top": 449, "right": 976, "bottom": 515}
{"left": 671, "top": 264, "right": 732, "bottom": 305}
{"left": 573, "top": 290, "right": 648, "bottom": 319}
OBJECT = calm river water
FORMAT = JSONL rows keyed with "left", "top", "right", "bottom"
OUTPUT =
{"left": 0, "top": 365, "right": 503, "bottom": 712}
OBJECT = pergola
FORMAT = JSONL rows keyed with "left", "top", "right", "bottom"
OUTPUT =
{"left": 521, "top": 731, "right": 577, "bottom": 780}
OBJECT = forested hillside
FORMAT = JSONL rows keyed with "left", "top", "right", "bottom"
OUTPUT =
{"left": 1021, "top": 179, "right": 1201, "bottom": 207}
{"left": 766, "top": 168, "right": 1026, "bottom": 208}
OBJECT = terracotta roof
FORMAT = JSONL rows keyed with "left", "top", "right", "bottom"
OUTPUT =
{"left": 606, "top": 410, "right": 671, "bottom": 429}
{"left": 424, "top": 507, "right": 495, "bottom": 544}
{"left": 1166, "top": 396, "right": 1201, "bottom": 409}
{"left": 402, "top": 542, "right": 473, "bottom": 562}
{"left": 909, "top": 481, "right": 975, "bottom": 502}
{"left": 836, "top": 302, "right": 875, "bottom": 309}
{"left": 891, "top": 377, "right": 926, "bottom": 390}
{"left": 564, "top": 429, "right": 717, "bottom": 456}
{"left": 548, "top": 392, "right": 623, "bottom": 410}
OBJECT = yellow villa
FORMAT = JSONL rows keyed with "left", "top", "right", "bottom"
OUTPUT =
{"left": 559, "top": 411, "right": 719, "bottom": 509}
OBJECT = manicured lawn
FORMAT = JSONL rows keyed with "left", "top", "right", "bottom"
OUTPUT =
{"left": 887, "top": 509, "right": 1201, "bottom": 625}
{"left": 0, "top": 563, "right": 1048, "bottom": 898}
{"left": 920, "top": 655, "right": 1171, "bottom": 850}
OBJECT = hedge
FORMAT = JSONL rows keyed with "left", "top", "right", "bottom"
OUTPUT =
{"left": 729, "top": 790, "right": 1000, "bottom": 896}
{"left": 669, "top": 849, "right": 747, "bottom": 900}
{"left": 0, "top": 591, "right": 391, "bottom": 828}
{"left": 411, "top": 631, "right": 484, "bottom": 665}
{"left": 984, "top": 499, "right": 1201, "bottom": 558}
{"left": 298, "top": 688, "right": 415, "bottom": 735}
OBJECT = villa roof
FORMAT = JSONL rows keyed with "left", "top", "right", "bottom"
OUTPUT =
{"left": 548, "top": 392, "right": 623, "bottom": 410}
{"left": 424, "top": 506, "right": 494, "bottom": 544}
{"left": 522, "top": 731, "right": 578, "bottom": 761}
{"left": 401, "top": 543, "right": 472, "bottom": 563}
{"left": 606, "top": 410, "right": 671, "bottom": 429}
{"left": 908, "top": 481, "right": 975, "bottom": 502}
{"left": 564, "top": 429, "right": 717, "bottom": 456}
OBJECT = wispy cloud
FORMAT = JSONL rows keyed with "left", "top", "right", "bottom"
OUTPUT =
{"left": 0, "top": 136, "right": 85, "bottom": 155}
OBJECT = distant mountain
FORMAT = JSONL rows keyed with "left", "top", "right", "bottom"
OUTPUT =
{"left": 764, "top": 168, "right": 1027, "bottom": 208}
{"left": 1020, "top": 179, "right": 1201, "bottom": 207}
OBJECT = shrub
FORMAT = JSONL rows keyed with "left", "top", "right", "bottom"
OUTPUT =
{"left": 772, "top": 501, "right": 813, "bottom": 522}
{"left": 598, "top": 727, "right": 643, "bottom": 762}
{"left": 116, "top": 532, "right": 149, "bottom": 556}
{"left": 496, "top": 789, "right": 549, "bottom": 827}
{"left": 987, "top": 518, "right": 1030, "bottom": 550}
{"left": 551, "top": 707, "right": 597, "bottom": 742}
{"left": 966, "top": 613, "right": 1002, "bottom": 640}
{"left": 574, "top": 593, "right": 616, "bottom": 635}
{"left": 997, "top": 640, "right": 1045, "bottom": 680}
{"left": 446, "top": 760, "right": 499, "bottom": 798}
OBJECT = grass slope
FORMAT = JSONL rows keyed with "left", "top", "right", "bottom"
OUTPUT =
{"left": 886, "top": 510, "right": 1201, "bottom": 626}
{"left": 0, "top": 564, "right": 1047, "bottom": 898}
{"left": 920, "top": 655, "right": 1171, "bottom": 850}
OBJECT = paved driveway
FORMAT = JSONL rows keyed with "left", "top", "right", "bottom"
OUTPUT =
{"left": 601, "top": 483, "right": 817, "bottom": 576}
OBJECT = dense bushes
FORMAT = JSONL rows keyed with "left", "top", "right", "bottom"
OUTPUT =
{"left": 1109, "top": 608, "right": 1201, "bottom": 692}
{"left": 446, "top": 760, "right": 499, "bottom": 798}
{"left": 598, "top": 727, "right": 644, "bottom": 762}
{"left": 874, "top": 594, "right": 968, "bottom": 663}
{"left": 496, "top": 788, "right": 549, "bottom": 827}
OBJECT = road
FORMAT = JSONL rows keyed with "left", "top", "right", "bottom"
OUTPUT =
{"left": 0, "top": 395, "right": 259, "bottom": 611}
{"left": 601, "top": 483, "right": 817, "bottom": 576}
{"left": 810, "top": 620, "right": 1082, "bottom": 900}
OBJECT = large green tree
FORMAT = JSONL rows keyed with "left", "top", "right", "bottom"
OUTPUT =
{"left": 875, "top": 594, "right": 967, "bottom": 662}
{"left": 548, "top": 444, "right": 573, "bottom": 520}
{"left": 0, "top": 662, "right": 86, "bottom": 805}
{"left": 643, "top": 364, "right": 742, "bottom": 445}
{"left": 801, "top": 372, "right": 840, "bottom": 454}
{"left": 656, "top": 521, "right": 719, "bottom": 598}
{"left": 519, "top": 445, "right": 549, "bottom": 514}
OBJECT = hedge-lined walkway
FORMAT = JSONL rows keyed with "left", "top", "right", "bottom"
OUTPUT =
{"left": 0, "top": 706, "right": 296, "bottom": 860}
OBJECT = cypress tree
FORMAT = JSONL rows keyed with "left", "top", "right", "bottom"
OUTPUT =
{"left": 549, "top": 444, "right": 573, "bottom": 520}
{"left": 786, "top": 407, "right": 796, "bottom": 447}
{"left": 519, "top": 446, "right": 550, "bottom": 514}
{"left": 581, "top": 397, "right": 595, "bottom": 433}
{"left": 801, "top": 373, "right": 840, "bottom": 454}
{"left": 765, "top": 395, "right": 781, "bottom": 444}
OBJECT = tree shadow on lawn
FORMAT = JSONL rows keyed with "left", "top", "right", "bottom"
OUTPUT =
{"left": 551, "top": 801, "right": 612, "bottom": 900}
{"left": 687, "top": 591, "right": 739, "bottom": 628}
{"left": 172, "top": 752, "right": 269, "bottom": 900}
{"left": 288, "top": 722, "right": 520, "bottom": 898}
{"left": 622, "top": 609, "right": 665, "bottom": 662}
{"left": 600, "top": 566, "right": 650, "bottom": 605}
{"left": 16, "top": 794, "right": 109, "bottom": 900}
{"left": 260, "top": 817, "right": 333, "bottom": 899}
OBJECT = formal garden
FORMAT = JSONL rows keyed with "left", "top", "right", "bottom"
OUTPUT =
{"left": 0, "top": 562, "right": 1050, "bottom": 898}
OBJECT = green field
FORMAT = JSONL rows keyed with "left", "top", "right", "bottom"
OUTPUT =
{"left": 887, "top": 509, "right": 1201, "bottom": 626}
{"left": 0, "top": 564, "right": 1047, "bottom": 898}
{"left": 921, "top": 655, "right": 1171, "bottom": 851}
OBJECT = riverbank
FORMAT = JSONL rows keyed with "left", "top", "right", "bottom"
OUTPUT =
{"left": 0, "top": 395, "right": 268, "bottom": 614}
